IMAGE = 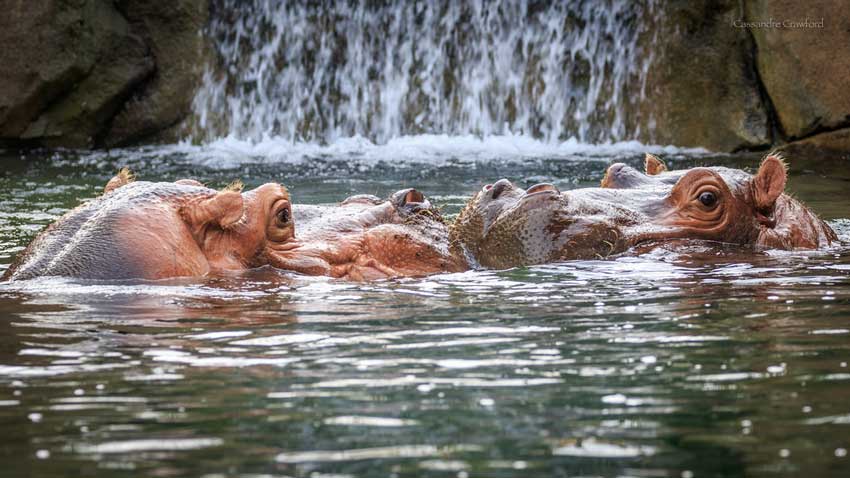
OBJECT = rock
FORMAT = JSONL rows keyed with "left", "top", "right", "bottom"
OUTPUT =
{"left": 745, "top": 1, "right": 850, "bottom": 140}
{"left": 104, "top": 0, "right": 209, "bottom": 146}
{"left": 0, "top": 0, "right": 206, "bottom": 149}
{"left": 1, "top": 1, "right": 848, "bottom": 152}
{"left": 636, "top": 1, "right": 771, "bottom": 151}
{"left": 778, "top": 128, "right": 850, "bottom": 175}
{"left": 0, "top": 0, "right": 104, "bottom": 143}
{"left": 20, "top": 1, "right": 154, "bottom": 147}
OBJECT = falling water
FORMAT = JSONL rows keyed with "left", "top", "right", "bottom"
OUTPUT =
{"left": 191, "top": 0, "right": 659, "bottom": 144}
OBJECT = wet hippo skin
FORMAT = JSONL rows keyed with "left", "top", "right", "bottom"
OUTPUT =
{"left": 3, "top": 170, "right": 294, "bottom": 281}
{"left": 3, "top": 171, "right": 467, "bottom": 282}
{"left": 451, "top": 153, "right": 837, "bottom": 269}
{"left": 281, "top": 189, "right": 468, "bottom": 281}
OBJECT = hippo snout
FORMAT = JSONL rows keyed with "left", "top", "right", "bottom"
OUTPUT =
{"left": 601, "top": 163, "right": 649, "bottom": 189}
{"left": 341, "top": 194, "right": 384, "bottom": 206}
{"left": 484, "top": 179, "right": 514, "bottom": 200}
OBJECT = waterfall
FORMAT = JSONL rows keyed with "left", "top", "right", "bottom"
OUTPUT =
{"left": 191, "top": 0, "right": 658, "bottom": 145}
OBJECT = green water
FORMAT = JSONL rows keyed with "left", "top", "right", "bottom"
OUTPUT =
{"left": 1, "top": 145, "right": 849, "bottom": 477}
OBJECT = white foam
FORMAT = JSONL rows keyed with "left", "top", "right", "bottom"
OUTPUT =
{"left": 551, "top": 437, "right": 655, "bottom": 458}
{"left": 81, "top": 134, "right": 710, "bottom": 171}
{"left": 74, "top": 438, "right": 223, "bottom": 454}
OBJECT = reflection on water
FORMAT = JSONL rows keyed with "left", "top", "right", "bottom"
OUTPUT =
{"left": 0, "top": 143, "right": 849, "bottom": 477}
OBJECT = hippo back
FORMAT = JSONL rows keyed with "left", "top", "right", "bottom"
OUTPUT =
{"left": 3, "top": 182, "right": 212, "bottom": 281}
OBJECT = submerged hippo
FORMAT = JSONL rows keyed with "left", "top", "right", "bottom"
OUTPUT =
{"left": 3, "top": 170, "right": 465, "bottom": 282}
{"left": 285, "top": 190, "right": 467, "bottom": 280}
{"left": 450, "top": 154, "right": 837, "bottom": 269}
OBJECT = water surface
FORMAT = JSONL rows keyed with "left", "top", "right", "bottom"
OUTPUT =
{"left": 1, "top": 139, "right": 849, "bottom": 477}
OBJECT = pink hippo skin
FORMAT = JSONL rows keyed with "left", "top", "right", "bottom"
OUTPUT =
{"left": 279, "top": 190, "right": 468, "bottom": 281}
{"left": 3, "top": 171, "right": 467, "bottom": 281}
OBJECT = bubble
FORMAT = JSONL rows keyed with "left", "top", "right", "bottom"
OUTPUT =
{"left": 766, "top": 364, "right": 786, "bottom": 374}
{"left": 417, "top": 384, "right": 434, "bottom": 393}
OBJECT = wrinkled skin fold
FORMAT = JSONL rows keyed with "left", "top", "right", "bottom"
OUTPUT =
{"left": 3, "top": 172, "right": 467, "bottom": 281}
{"left": 450, "top": 153, "right": 837, "bottom": 269}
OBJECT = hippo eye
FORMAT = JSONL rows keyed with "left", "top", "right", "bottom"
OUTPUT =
{"left": 698, "top": 191, "right": 717, "bottom": 207}
{"left": 276, "top": 207, "right": 290, "bottom": 225}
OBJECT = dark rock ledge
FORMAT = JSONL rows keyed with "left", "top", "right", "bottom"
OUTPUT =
{"left": 0, "top": 0, "right": 207, "bottom": 149}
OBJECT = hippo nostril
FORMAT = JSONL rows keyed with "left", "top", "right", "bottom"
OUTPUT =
{"left": 526, "top": 183, "right": 560, "bottom": 195}
{"left": 490, "top": 179, "right": 512, "bottom": 199}
{"left": 404, "top": 189, "right": 425, "bottom": 205}
{"left": 392, "top": 188, "right": 429, "bottom": 210}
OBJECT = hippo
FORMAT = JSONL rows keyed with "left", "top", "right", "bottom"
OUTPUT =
{"left": 279, "top": 189, "right": 468, "bottom": 280}
{"left": 3, "top": 170, "right": 466, "bottom": 282}
{"left": 449, "top": 154, "right": 837, "bottom": 269}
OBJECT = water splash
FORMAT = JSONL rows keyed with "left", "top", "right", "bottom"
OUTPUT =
{"left": 192, "top": 0, "right": 659, "bottom": 144}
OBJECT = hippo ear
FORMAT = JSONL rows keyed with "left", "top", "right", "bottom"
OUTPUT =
{"left": 752, "top": 154, "right": 787, "bottom": 211}
{"left": 644, "top": 154, "right": 667, "bottom": 176}
{"left": 104, "top": 167, "right": 134, "bottom": 194}
{"left": 180, "top": 191, "right": 245, "bottom": 229}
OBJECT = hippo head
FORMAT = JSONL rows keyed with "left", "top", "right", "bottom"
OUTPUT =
{"left": 600, "top": 153, "right": 838, "bottom": 250}
{"left": 163, "top": 181, "right": 464, "bottom": 280}
{"left": 3, "top": 171, "right": 301, "bottom": 281}
{"left": 103, "top": 177, "right": 301, "bottom": 279}
{"left": 450, "top": 154, "right": 836, "bottom": 269}
{"left": 177, "top": 182, "right": 298, "bottom": 272}
{"left": 272, "top": 189, "right": 467, "bottom": 280}
{"left": 104, "top": 171, "right": 298, "bottom": 272}
{"left": 450, "top": 178, "right": 632, "bottom": 268}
